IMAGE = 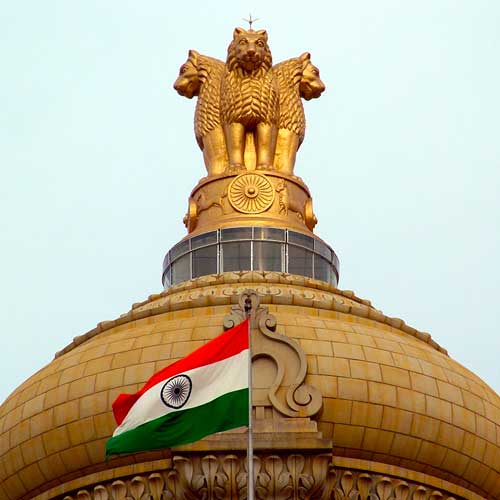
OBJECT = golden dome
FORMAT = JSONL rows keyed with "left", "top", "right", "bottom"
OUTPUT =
{"left": 1, "top": 273, "right": 499, "bottom": 500}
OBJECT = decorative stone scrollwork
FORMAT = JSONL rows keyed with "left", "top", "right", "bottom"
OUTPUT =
{"left": 329, "top": 469, "right": 461, "bottom": 500}
{"left": 58, "top": 456, "right": 465, "bottom": 500}
{"left": 166, "top": 455, "right": 246, "bottom": 500}
{"left": 224, "top": 289, "right": 322, "bottom": 418}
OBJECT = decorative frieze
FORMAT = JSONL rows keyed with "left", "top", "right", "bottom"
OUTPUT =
{"left": 59, "top": 454, "right": 465, "bottom": 500}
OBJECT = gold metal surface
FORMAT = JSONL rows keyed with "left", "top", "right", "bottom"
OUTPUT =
{"left": 273, "top": 52, "right": 325, "bottom": 175}
{"left": 174, "top": 27, "right": 325, "bottom": 178}
{"left": 173, "top": 27, "right": 325, "bottom": 235}
{"left": 228, "top": 173, "right": 274, "bottom": 214}
{"left": 183, "top": 197, "right": 198, "bottom": 232}
{"left": 182, "top": 171, "right": 317, "bottom": 236}
{"left": 221, "top": 28, "right": 279, "bottom": 171}
{"left": 174, "top": 50, "right": 228, "bottom": 176}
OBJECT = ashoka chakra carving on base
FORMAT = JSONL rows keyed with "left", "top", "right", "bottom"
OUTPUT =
{"left": 228, "top": 173, "right": 275, "bottom": 214}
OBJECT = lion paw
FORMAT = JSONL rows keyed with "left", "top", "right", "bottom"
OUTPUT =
{"left": 256, "top": 164, "right": 273, "bottom": 171}
{"left": 225, "top": 163, "right": 245, "bottom": 173}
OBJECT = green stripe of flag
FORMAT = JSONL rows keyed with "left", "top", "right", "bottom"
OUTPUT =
{"left": 106, "top": 388, "right": 249, "bottom": 457}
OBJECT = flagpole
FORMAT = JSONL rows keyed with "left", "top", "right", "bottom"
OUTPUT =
{"left": 245, "top": 307, "right": 254, "bottom": 500}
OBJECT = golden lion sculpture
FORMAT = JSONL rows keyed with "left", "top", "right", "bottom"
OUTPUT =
{"left": 272, "top": 52, "right": 325, "bottom": 175}
{"left": 174, "top": 28, "right": 325, "bottom": 177}
{"left": 174, "top": 50, "right": 227, "bottom": 176}
{"left": 220, "top": 28, "right": 279, "bottom": 171}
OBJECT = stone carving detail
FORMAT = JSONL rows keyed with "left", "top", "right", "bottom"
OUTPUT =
{"left": 329, "top": 469, "right": 461, "bottom": 500}
{"left": 223, "top": 289, "right": 322, "bottom": 418}
{"left": 57, "top": 275, "right": 449, "bottom": 359}
{"left": 166, "top": 455, "right": 246, "bottom": 500}
{"left": 58, "top": 457, "right": 464, "bottom": 500}
{"left": 228, "top": 173, "right": 275, "bottom": 214}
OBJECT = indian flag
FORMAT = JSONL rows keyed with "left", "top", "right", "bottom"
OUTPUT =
{"left": 106, "top": 319, "right": 249, "bottom": 457}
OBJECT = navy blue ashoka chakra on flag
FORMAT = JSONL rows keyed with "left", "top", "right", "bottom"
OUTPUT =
{"left": 161, "top": 374, "right": 192, "bottom": 409}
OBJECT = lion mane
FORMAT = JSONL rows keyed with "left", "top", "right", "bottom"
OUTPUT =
{"left": 273, "top": 56, "right": 307, "bottom": 144}
{"left": 188, "top": 52, "right": 225, "bottom": 149}
{"left": 225, "top": 38, "right": 273, "bottom": 74}
{"left": 221, "top": 29, "right": 278, "bottom": 127}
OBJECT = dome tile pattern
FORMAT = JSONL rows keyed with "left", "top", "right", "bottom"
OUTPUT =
{"left": 1, "top": 274, "right": 499, "bottom": 499}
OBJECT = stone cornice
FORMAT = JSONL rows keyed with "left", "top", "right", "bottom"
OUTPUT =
{"left": 55, "top": 272, "right": 447, "bottom": 359}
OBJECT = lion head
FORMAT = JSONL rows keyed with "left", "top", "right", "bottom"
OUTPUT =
{"left": 226, "top": 27, "right": 272, "bottom": 73}
{"left": 173, "top": 50, "right": 201, "bottom": 99}
{"left": 298, "top": 52, "right": 325, "bottom": 100}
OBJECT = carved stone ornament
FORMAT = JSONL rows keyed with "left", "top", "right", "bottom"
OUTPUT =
{"left": 223, "top": 289, "right": 322, "bottom": 418}
{"left": 228, "top": 173, "right": 275, "bottom": 214}
{"left": 58, "top": 456, "right": 465, "bottom": 500}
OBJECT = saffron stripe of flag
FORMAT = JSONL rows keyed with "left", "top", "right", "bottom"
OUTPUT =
{"left": 106, "top": 319, "right": 249, "bottom": 456}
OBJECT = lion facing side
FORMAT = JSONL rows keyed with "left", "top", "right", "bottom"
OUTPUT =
{"left": 174, "top": 50, "right": 227, "bottom": 176}
{"left": 272, "top": 52, "right": 325, "bottom": 175}
{"left": 220, "top": 28, "right": 279, "bottom": 170}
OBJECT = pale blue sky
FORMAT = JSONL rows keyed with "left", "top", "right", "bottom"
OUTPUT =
{"left": 1, "top": 1, "right": 499, "bottom": 403}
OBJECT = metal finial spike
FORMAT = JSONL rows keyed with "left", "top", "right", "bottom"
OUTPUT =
{"left": 242, "top": 13, "right": 259, "bottom": 29}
